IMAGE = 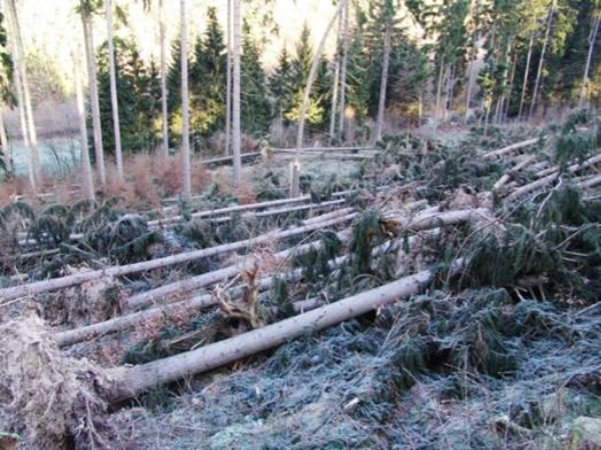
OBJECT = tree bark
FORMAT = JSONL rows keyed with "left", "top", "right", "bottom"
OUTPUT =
{"left": 519, "top": 31, "right": 534, "bottom": 120}
{"left": 375, "top": 18, "right": 391, "bottom": 143}
{"left": 0, "top": 108, "right": 11, "bottom": 173}
{"left": 291, "top": 0, "right": 348, "bottom": 198}
{"left": 159, "top": 0, "right": 169, "bottom": 159}
{"left": 225, "top": 0, "right": 232, "bottom": 156}
{"left": 180, "top": 0, "right": 191, "bottom": 198}
{"left": 579, "top": 13, "right": 601, "bottom": 109}
{"left": 503, "top": 54, "right": 518, "bottom": 121}
{"left": 81, "top": 2, "right": 107, "bottom": 187}
{"left": 483, "top": 138, "right": 539, "bottom": 159}
{"left": 108, "top": 269, "right": 437, "bottom": 402}
{"left": 465, "top": 30, "right": 479, "bottom": 123}
{"left": 232, "top": 0, "right": 241, "bottom": 187}
{"left": 73, "top": 50, "right": 95, "bottom": 202}
{"left": 6, "top": 0, "right": 41, "bottom": 185}
{"left": 529, "top": 3, "right": 554, "bottom": 120}
{"left": 329, "top": 13, "right": 341, "bottom": 142}
{"left": 435, "top": 56, "right": 445, "bottom": 122}
{"left": 337, "top": 0, "right": 349, "bottom": 140}
{"left": 105, "top": 0, "right": 124, "bottom": 181}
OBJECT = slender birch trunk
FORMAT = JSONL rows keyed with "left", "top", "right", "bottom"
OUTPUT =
{"left": 73, "top": 50, "right": 95, "bottom": 202}
{"left": 232, "top": 0, "right": 241, "bottom": 187}
{"left": 291, "top": 0, "right": 348, "bottom": 198}
{"left": 337, "top": 0, "right": 349, "bottom": 140}
{"left": 180, "top": 0, "right": 191, "bottom": 198}
{"left": 81, "top": 2, "right": 107, "bottom": 187}
{"left": 529, "top": 3, "right": 554, "bottom": 120}
{"left": 7, "top": 0, "right": 41, "bottom": 185}
{"left": 159, "top": 0, "right": 169, "bottom": 158}
{"left": 225, "top": 0, "right": 232, "bottom": 156}
{"left": 519, "top": 31, "right": 534, "bottom": 119}
{"left": 503, "top": 54, "right": 517, "bottom": 121}
{"left": 579, "top": 13, "right": 601, "bottom": 109}
{"left": 375, "top": 18, "right": 391, "bottom": 143}
{"left": 105, "top": 0, "right": 124, "bottom": 181}
{"left": 0, "top": 108, "right": 10, "bottom": 173}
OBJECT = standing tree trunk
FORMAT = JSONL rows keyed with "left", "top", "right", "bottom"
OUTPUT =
{"left": 435, "top": 56, "right": 445, "bottom": 122}
{"left": 337, "top": 0, "right": 349, "bottom": 140}
{"left": 225, "top": 0, "right": 232, "bottom": 156}
{"left": 518, "top": 31, "right": 534, "bottom": 119}
{"left": 105, "top": 0, "right": 124, "bottom": 181}
{"left": 81, "top": 2, "right": 107, "bottom": 187}
{"left": 291, "top": 0, "right": 348, "bottom": 198}
{"left": 232, "top": 0, "right": 241, "bottom": 187}
{"left": 0, "top": 108, "right": 10, "bottom": 173}
{"left": 159, "top": 0, "right": 169, "bottom": 159}
{"left": 7, "top": 0, "right": 41, "bottom": 185}
{"left": 329, "top": 13, "right": 342, "bottom": 142}
{"left": 180, "top": 0, "right": 191, "bottom": 198}
{"left": 464, "top": 31, "right": 479, "bottom": 123}
{"left": 375, "top": 18, "right": 391, "bottom": 143}
{"left": 503, "top": 54, "right": 518, "bottom": 121}
{"left": 529, "top": 3, "right": 554, "bottom": 120}
{"left": 579, "top": 13, "right": 601, "bottom": 109}
{"left": 73, "top": 50, "right": 95, "bottom": 202}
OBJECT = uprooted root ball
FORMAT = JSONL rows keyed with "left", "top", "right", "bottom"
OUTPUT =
{"left": 0, "top": 313, "right": 118, "bottom": 449}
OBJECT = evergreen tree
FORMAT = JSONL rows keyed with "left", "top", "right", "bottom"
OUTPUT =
{"left": 269, "top": 46, "right": 293, "bottom": 122}
{"left": 240, "top": 20, "right": 271, "bottom": 135}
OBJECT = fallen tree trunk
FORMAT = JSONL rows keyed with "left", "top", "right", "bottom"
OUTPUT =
{"left": 535, "top": 153, "right": 601, "bottom": 179}
{"left": 494, "top": 155, "right": 538, "bottom": 191}
{"left": 271, "top": 146, "right": 378, "bottom": 153}
{"left": 151, "top": 189, "right": 354, "bottom": 227}
{"left": 484, "top": 138, "right": 539, "bottom": 160}
{"left": 126, "top": 207, "right": 485, "bottom": 310}
{"left": 0, "top": 213, "right": 358, "bottom": 303}
{"left": 108, "top": 268, "right": 438, "bottom": 402}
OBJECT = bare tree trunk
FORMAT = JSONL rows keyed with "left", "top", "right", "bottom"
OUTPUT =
{"left": 375, "top": 18, "right": 391, "bottom": 143}
{"left": 529, "top": 3, "right": 554, "bottom": 120}
{"left": 291, "top": 0, "right": 348, "bottom": 198}
{"left": 329, "top": 14, "right": 342, "bottom": 142}
{"left": 435, "top": 56, "right": 445, "bottom": 122}
{"left": 503, "top": 54, "right": 517, "bottom": 121}
{"left": 105, "top": 0, "right": 124, "bottom": 181}
{"left": 109, "top": 269, "right": 438, "bottom": 402}
{"left": 180, "top": 0, "right": 191, "bottom": 198}
{"left": 225, "top": 0, "right": 232, "bottom": 156}
{"left": 579, "top": 13, "right": 601, "bottom": 109}
{"left": 11, "top": 45, "right": 34, "bottom": 189}
{"left": 519, "top": 31, "right": 534, "bottom": 120}
{"left": 337, "top": 0, "right": 349, "bottom": 140}
{"left": 7, "top": 0, "right": 41, "bottom": 185}
{"left": 159, "top": 0, "right": 169, "bottom": 159}
{"left": 81, "top": 3, "right": 107, "bottom": 187}
{"left": 0, "top": 108, "right": 10, "bottom": 173}
{"left": 464, "top": 31, "right": 479, "bottom": 123}
{"left": 73, "top": 50, "right": 95, "bottom": 202}
{"left": 232, "top": 0, "right": 241, "bottom": 187}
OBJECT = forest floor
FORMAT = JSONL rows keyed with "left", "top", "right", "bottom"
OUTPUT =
{"left": 1, "top": 119, "right": 601, "bottom": 449}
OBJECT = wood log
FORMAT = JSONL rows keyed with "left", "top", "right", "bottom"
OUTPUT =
{"left": 494, "top": 155, "right": 538, "bottom": 191}
{"left": 0, "top": 213, "right": 358, "bottom": 303}
{"left": 108, "top": 268, "right": 437, "bottom": 402}
{"left": 126, "top": 208, "right": 485, "bottom": 310}
{"left": 535, "top": 153, "right": 601, "bottom": 179}
{"left": 484, "top": 138, "right": 539, "bottom": 160}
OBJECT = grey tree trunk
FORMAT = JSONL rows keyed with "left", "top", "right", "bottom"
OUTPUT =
{"left": 7, "top": 0, "right": 41, "bottom": 185}
{"left": 503, "top": 54, "right": 517, "bottom": 121}
{"left": 180, "top": 0, "right": 191, "bottom": 198}
{"left": 329, "top": 13, "right": 342, "bottom": 141}
{"left": 0, "top": 108, "right": 10, "bottom": 173}
{"left": 159, "top": 0, "right": 169, "bottom": 159}
{"left": 464, "top": 30, "right": 479, "bottom": 123}
{"left": 375, "top": 18, "right": 391, "bottom": 143}
{"left": 291, "top": 0, "right": 348, "bottom": 198}
{"left": 225, "top": 0, "right": 232, "bottom": 156}
{"left": 529, "top": 3, "right": 554, "bottom": 120}
{"left": 73, "top": 51, "right": 95, "bottom": 202}
{"left": 232, "top": 0, "right": 241, "bottom": 187}
{"left": 518, "top": 31, "right": 534, "bottom": 119}
{"left": 579, "top": 13, "right": 601, "bottom": 109}
{"left": 81, "top": 3, "right": 107, "bottom": 187}
{"left": 337, "top": 0, "right": 349, "bottom": 140}
{"left": 435, "top": 56, "right": 445, "bottom": 122}
{"left": 105, "top": 0, "right": 124, "bottom": 181}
